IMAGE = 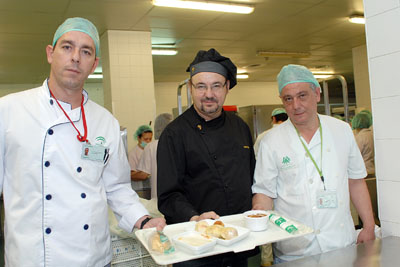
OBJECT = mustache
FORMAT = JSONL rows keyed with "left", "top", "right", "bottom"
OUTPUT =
{"left": 201, "top": 97, "right": 218, "bottom": 102}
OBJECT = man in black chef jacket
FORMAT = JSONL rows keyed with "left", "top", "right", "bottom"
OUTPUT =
{"left": 157, "top": 48, "right": 257, "bottom": 266}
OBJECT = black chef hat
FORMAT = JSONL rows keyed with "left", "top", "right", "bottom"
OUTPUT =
{"left": 186, "top": 48, "right": 237, "bottom": 89}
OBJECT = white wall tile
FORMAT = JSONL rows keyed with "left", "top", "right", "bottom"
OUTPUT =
{"left": 375, "top": 140, "right": 400, "bottom": 181}
{"left": 363, "top": 0, "right": 399, "bottom": 18}
{"left": 377, "top": 181, "right": 400, "bottom": 223}
{"left": 371, "top": 96, "right": 400, "bottom": 139}
{"left": 380, "top": 220, "right": 400, "bottom": 238}
{"left": 365, "top": 8, "right": 400, "bottom": 58}
{"left": 369, "top": 51, "right": 400, "bottom": 99}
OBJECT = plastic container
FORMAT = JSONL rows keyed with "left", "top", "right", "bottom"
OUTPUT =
{"left": 243, "top": 210, "right": 269, "bottom": 231}
{"left": 172, "top": 231, "right": 217, "bottom": 255}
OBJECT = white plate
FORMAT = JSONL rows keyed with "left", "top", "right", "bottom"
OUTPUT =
{"left": 191, "top": 219, "right": 250, "bottom": 246}
{"left": 172, "top": 231, "right": 217, "bottom": 255}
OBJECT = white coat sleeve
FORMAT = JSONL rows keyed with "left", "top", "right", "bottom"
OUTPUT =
{"left": 252, "top": 134, "right": 279, "bottom": 198}
{"left": 104, "top": 125, "right": 149, "bottom": 232}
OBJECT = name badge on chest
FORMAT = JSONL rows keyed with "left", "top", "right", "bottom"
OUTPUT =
{"left": 82, "top": 143, "right": 108, "bottom": 162}
{"left": 316, "top": 190, "right": 338, "bottom": 209}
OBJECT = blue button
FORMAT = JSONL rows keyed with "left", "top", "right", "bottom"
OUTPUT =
{"left": 46, "top": 194, "right": 52, "bottom": 200}
{"left": 44, "top": 161, "right": 50, "bottom": 167}
{"left": 49, "top": 99, "right": 53, "bottom": 105}
{"left": 45, "top": 228, "right": 51, "bottom": 234}
{"left": 83, "top": 224, "right": 89, "bottom": 230}
{"left": 81, "top": 193, "right": 86, "bottom": 199}
{"left": 77, "top": 167, "right": 82, "bottom": 173}
{"left": 48, "top": 129, "right": 54, "bottom": 135}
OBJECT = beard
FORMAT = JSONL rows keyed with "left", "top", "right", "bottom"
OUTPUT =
{"left": 200, "top": 97, "right": 220, "bottom": 114}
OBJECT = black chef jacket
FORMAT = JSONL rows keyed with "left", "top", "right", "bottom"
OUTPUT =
{"left": 157, "top": 105, "right": 255, "bottom": 224}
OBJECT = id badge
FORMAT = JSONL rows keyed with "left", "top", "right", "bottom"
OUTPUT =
{"left": 82, "top": 143, "right": 108, "bottom": 162}
{"left": 316, "top": 190, "right": 338, "bottom": 209}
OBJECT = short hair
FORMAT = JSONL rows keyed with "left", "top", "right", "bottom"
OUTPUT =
{"left": 274, "top": 113, "right": 288, "bottom": 123}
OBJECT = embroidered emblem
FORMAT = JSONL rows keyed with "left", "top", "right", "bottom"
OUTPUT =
{"left": 197, "top": 124, "right": 202, "bottom": 130}
{"left": 282, "top": 156, "right": 291, "bottom": 165}
{"left": 95, "top": 136, "right": 106, "bottom": 145}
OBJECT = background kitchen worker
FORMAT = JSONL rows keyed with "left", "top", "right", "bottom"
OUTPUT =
{"left": 0, "top": 17, "right": 165, "bottom": 267}
{"left": 129, "top": 125, "right": 153, "bottom": 198}
{"left": 135, "top": 113, "right": 173, "bottom": 199}
{"left": 352, "top": 112, "right": 375, "bottom": 175}
{"left": 252, "top": 64, "right": 375, "bottom": 263}
{"left": 157, "top": 48, "right": 258, "bottom": 266}
{"left": 254, "top": 107, "right": 288, "bottom": 158}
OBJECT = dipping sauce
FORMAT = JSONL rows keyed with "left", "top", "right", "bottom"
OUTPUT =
{"left": 247, "top": 214, "right": 267, "bottom": 218}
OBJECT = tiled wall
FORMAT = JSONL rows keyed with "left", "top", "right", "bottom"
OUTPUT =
{"left": 364, "top": 0, "right": 400, "bottom": 237}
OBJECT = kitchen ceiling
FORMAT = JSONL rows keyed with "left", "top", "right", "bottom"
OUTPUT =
{"left": 0, "top": 0, "right": 365, "bottom": 84}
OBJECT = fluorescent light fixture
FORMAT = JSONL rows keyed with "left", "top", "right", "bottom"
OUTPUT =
{"left": 348, "top": 14, "right": 365, "bottom": 24}
{"left": 257, "top": 51, "right": 310, "bottom": 58}
{"left": 152, "top": 49, "right": 178, "bottom": 55}
{"left": 314, "top": 74, "right": 332, "bottom": 79}
{"left": 88, "top": 74, "right": 103, "bottom": 79}
{"left": 152, "top": 0, "right": 254, "bottom": 14}
{"left": 237, "top": 74, "right": 249, "bottom": 79}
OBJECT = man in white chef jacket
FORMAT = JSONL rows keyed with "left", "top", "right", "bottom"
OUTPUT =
{"left": 0, "top": 17, "right": 165, "bottom": 267}
{"left": 252, "top": 64, "right": 375, "bottom": 263}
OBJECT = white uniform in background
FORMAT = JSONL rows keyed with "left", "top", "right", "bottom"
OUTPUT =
{"left": 128, "top": 144, "right": 148, "bottom": 191}
{"left": 354, "top": 128, "right": 375, "bottom": 175}
{"left": 137, "top": 140, "right": 159, "bottom": 198}
{"left": 252, "top": 115, "right": 366, "bottom": 261}
{"left": 0, "top": 80, "right": 148, "bottom": 267}
{"left": 253, "top": 124, "right": 279, "bottom": 159}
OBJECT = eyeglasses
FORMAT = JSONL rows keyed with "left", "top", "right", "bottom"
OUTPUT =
{"left": 191, "top": 81, "right": 227, "bottom": 93}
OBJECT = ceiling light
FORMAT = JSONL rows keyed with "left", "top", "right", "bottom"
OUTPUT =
{"left": 152, "top": 0, "right": 254, "bottom": 14}
{"left": 348, "top": 14, "right": 365, "bottom": 24}
{"left": 237, "top": 74, "right": 249, "bottom": 79}
{"left": 152, "top": 49, "right": 178, "bottom": 55}
{"left": 257, "top": 51, "right": 310, "bottom": 58}
{"left": 314, "top": 74, "right": 332, "bottom": 79}
{"left": 88, "top": 74, "right": 103, "bottom": 79}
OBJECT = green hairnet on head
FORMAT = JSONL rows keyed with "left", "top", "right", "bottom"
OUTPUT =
{"left": 271, "top": 108, "right": 286, "bottom": 117}
{"left": 333, "top": 114, "right": 345, "bottom": 121}
{"left": 359, "top": 109, "right": 373, "bottom": 125}
{"left": 134, "top": 125, "right": 153, "bottom": 140}
{"left": 53, "top": 17, "right": 100, "bottom": 57}
{"left": 352, "top": 113, "right": 372, "bottom": 130}
{"left": 277, "top": 64, "right": 320, "bottom": 94}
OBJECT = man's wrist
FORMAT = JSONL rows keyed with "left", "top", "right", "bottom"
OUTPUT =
{"left": 140, "top": 216, "right": 152, "bottom": 229}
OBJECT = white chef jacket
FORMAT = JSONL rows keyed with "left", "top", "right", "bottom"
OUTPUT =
{"left": 355, "top": 128, "right": 375, "bottom": 175}
{"left": 252, "top": 114, "right": 367, "bottom": 261}
{"left": 137, "top": 140, "right": 158, "bottom": 198}
{"left": 128, "top": 145, "right": 150, "bottom": 191}
{"left": 0, "top": 80, "right": 148, "bottom": 267}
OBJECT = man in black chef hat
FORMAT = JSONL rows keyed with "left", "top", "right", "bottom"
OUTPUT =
{"left": 157, "top": 48, "right": 258, "bottom": 266}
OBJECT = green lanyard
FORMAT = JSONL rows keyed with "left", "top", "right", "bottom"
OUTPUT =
{"left": 295, "top": 121, "right": 325, "bottom": 190}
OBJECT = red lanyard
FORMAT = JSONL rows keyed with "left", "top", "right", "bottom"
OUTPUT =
{"left": 49, "top": 90, "right": 88, "bottom": 143}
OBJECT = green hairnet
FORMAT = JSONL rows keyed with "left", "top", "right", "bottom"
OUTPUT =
{"left": 352, "top": 113, "right": 372, "bottom": 129}
{"left": 277, "top": 64, "right": 320, "bottom": 94}
{"left": 154, "top": 113, "right": 173, "bottom": 140}
{"left": 53, "top": 17, "right": 100, "bottom": 57}
{"left": 333, "top": 114, "right": 345, "bottom": 121}
{"left": 271, "top": 108, "right": 286, "bottom": 117}
{"left": 134, "top": 125, "right": 153, "bottom": 140}
{"left": 359, "top": 109, "right": 373, "bottom": 125}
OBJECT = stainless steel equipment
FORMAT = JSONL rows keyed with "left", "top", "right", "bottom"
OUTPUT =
{"left": 237, "top": 105, "right": 285, "bottom": 142}
{"left": 274, "top": 236, "right": 398, "bottom": 267}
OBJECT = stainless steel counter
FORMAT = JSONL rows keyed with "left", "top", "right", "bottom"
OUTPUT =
{"left": 275, "top": 236, "right": 400, "bottom": 267}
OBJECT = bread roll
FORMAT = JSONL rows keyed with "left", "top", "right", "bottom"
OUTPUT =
{"left": 220, "top": 227, "right": 238, "bottom": 240}
{"left": 150, "top": 232, "right": 165, "bottom": 253}
{"left": 205, "top": 225, "right": 224, "bottom": 238}
{"left": 195, "top": 221, "right": 209, "bottom": 233}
